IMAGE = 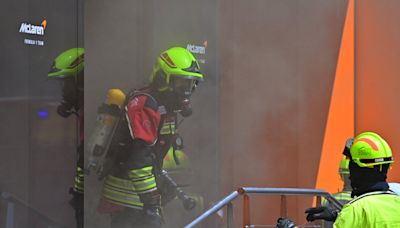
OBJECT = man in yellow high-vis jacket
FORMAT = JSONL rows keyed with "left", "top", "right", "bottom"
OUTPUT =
{"left": 278, "top": 132, "right": 400, "bottom": 228}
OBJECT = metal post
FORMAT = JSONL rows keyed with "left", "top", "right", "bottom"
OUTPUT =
{"left": 185, "top": 191, "right": 239, "bottom": 228}
{"left": 243, "top": 194, "right": 250, "bottom": 228}
{"left": 280, "top": 195, "right": 287, "bottom": 218}
{"left": 315, "top": 196, "right": 323, "bottom": 227}
{"left": 316, "top": 196, "right": 321, "bottom": 206}
{"left": 227, "top": 202, "right": 234, "bottom": 228}
{"left": 5, "top": 201, "right": 15, "bottom": 228}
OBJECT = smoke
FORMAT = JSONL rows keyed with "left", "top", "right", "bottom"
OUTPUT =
{"left": 85, "top": 0, "right": 347, "bottom": 227}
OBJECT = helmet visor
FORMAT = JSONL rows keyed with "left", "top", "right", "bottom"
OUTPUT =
{"left": 171, "top": 77, "right": 196, "bottom": 97}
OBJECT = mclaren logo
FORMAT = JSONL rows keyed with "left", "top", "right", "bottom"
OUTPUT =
{"left": 19, "top": 20, "right": 47, "bottom": 36}
{"left": 186, "top": 41, "right": 207, "bottom": 55}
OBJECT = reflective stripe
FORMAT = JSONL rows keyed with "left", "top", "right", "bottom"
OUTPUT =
{"left": 74, "top": 166, "right": 84, "bottom": 193}
{"left": 131, "top": 175, "right": 156, "bottom": 192}
{"left": 160, "top": 121, "right": 176, "bottom": 135}
{"left": 333, "top": 192, "right": 352, "bottom": 201}
{"left": 105, "top": 175, "right": 136, "bottom": 191}
{"left": 105, "top": 182, "right": 136, "bottom": 194}
{"left": 129, "top": 166, "right": 153, "bottom": 179}
{"left": 127, "top": 167, "right": 157, "bottom": 193}
{"left": 102, "top": 175, "right": 144, "bottom": 209}
{"left": 103, "top": 187, "right": 143, "bottom": 208}
{"left": 104, "top": 175, "right": 156, "bottom": 194}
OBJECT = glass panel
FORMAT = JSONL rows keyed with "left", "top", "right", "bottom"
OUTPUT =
{"left": 0, "top": 0, "right": 83, "bottom": 227}
{"left": 84, "top": 0, "right": 218, "bottom": 227}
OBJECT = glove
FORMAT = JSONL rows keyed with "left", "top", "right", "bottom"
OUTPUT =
{"left": 276, "top": 217, "right": 297, "bottom": 228}
{"left": 305, "top": 206, "right": 338, "bottom": 222}
{"left": 182, "top": 196, "right": 196, "bottom": 211}
{"left": 179, "top": 98, "right": 192, "bottom": 117}
{"left": 143, "top": 206, "right": 162, "bottom": 227}
{"left": 57, "top": 103, "right": 73, "bottom": 118}
{"left": 142, "top": 192, "right": 163, "bottom": 226}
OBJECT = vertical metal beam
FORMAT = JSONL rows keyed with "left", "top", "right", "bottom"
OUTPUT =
{"left": 316, "top": 196, "right": 322, "bottom": 206}
{"left": 280, "top": 195, "right": 287, "bottom": 217}
{"left": 6, "top": 201, "right": 15, "bottom": 228}
{"left": 227, "top": 202, "right": 234, "bottom": 228}
{"left": 243, "top": 194, "right": 250, "bottom": 228}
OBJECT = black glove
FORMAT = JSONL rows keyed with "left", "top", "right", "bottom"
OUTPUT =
{"left": 179, "top": 98, "right": 192, "bottom": 117}
{"left": 276, "top": 217, "right": 297, "bottom": 228}
{"left": 305, "top": 206, "right": 338, "bottom": 222}
{"left": 141, "top": 191, "right": 162, "bottom": 218}
{"left": 57, "top": 103, "right": 73, "bottom": 118}
{"left": 142, "top": 205, "right": 163, "bottom": 227}
{"left": 182, "top": 196, "right": 196, "bottom": 211}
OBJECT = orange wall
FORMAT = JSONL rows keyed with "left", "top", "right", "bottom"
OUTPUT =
{"left": 218, "top": 0, "right": 400, "bottom": 227}
{"left": 219, "top": 0, "right": 348, "bottom": 225}
{"left": 355, "top": 0, "right": 400, "bottom": 182}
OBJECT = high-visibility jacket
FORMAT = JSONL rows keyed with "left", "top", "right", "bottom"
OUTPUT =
{"left": 333, "top": 190, "right": 400, "bottom": 228}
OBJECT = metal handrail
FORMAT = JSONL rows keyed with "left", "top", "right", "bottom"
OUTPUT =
{"left": 185, "top": 187, "right": 343, "bottom": 228}
{"left": 1, "top": 191, "right": 66, "bottom": 228}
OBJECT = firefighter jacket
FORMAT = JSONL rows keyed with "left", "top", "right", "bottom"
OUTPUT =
{"left": 99, "top": 89, "right": 178, "bottom": 211}
{"left": 333, "top": 190, "right": 400, "bottom": 227}
{"left": 322, "top": 190, "right": 352, "bottom": 228}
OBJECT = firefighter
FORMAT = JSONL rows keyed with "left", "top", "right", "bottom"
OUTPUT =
{"left": 96, "top": 47, "right": 203, "bottom": 228}
{"left": 331, "top": 156, "right": 352, "bottom": 203}
{"left": 320, "top": 155, "right": 353, "bottom": 228}
{"left": 48, "top": 47, "right": 84, "bottom": 228}
{"left": 278, "top": 132, "right": 400, "bottom": 227}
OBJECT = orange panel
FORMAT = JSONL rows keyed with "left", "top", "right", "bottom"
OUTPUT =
{"left": 355, "top": 0, "right": 400, "bottom": 184}
{"left": 315, "top": 0, "right": 354, "bottom": 193}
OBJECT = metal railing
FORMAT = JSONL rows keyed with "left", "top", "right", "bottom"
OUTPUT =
{"left": 185, "top": 187, "right": 343, "bottom": 228}
{"left": 1, "top": 191, "right": 66, "bottom": 228}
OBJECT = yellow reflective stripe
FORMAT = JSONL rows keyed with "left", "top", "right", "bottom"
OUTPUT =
{"left": 75, "top": 176, "right": 84, "bottom": 184}
{"left": 105, "top": 182, "right": 136, "bottom": 194}
{"left": 160, "top": 122, "right": 176, "bottom": 135}
{"left": 132, "top": 176, "right": 157, "bottom": 192}
{"left": 77, "top": 167, "right": 84, "bottom": 174}
{"left": 162, "top": 122, "right": 175, "bottom": 128}
{"left": 105, "top": 175, "right": 135, "bottom": 191}
{"left": 160, "top": 129, "right": 174, "bottom": 135}
{"left": 129, "top": 166, "right": 153, "bottom": 179}
{"left": 161, "top": 124, "right": 175, "bottom": 130}
{"left": 127, "top": 168, "right": 157, "bottom": 192}
{"left": 74, "top": 167, "right": 84, "bottom": 192}
{"left": 334, "top": 192, "right": 352, "bottom": 201}
{"left": 103, "top": 187, "right": 143, "bottom": 208}
{"left": 74, "top": 184, "right": 84, "bottom": 192}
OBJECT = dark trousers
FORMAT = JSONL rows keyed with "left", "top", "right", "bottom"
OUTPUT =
{"left": 69, "top": 191, "right": 83, "bottom": 228}
{"left": 110, "top": 208, "right": 162, "bottom": 228}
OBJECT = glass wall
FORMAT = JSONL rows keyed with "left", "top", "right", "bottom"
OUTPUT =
{"left": 0, "top": 0, "right": 83, "bottom": 227}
